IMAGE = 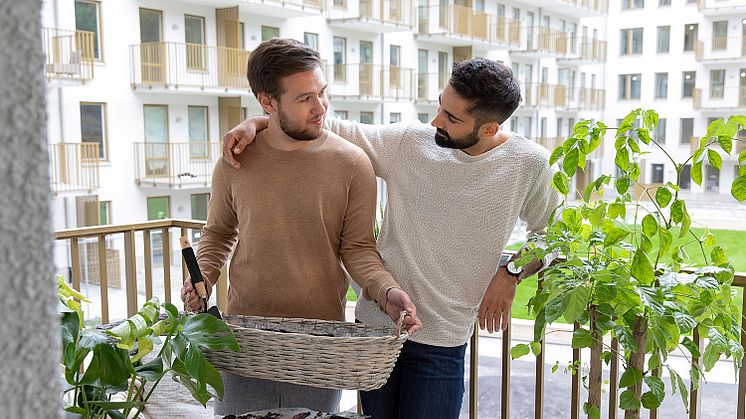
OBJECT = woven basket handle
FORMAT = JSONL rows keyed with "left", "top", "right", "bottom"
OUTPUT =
{"left": 395, "top": 310, "right": 410, "bottom": 337}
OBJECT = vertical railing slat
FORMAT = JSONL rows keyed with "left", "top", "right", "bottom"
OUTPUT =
{"left": 609, "top": 338, "right": 619, "bottom": 419}
{"left": 217, "top": 265, "right": 228, "bottom": 312}
{"left": 181, "top": 227, "right": 189, "bottom": 284}
{"left": 70, "top": 237, "right": 81, "bottom": 294}
{"left": 689, "top": 328, "right": 703, "bottom": 419}
{"left": 97, "top": 234, "right": 109, "bottom": 325}
{"left": 738, "top": 291, "right": 746, "bottom": 419}
{"left": 571, "top": 322, "right": 581, "bottom": 419}
{"left": 535, "top": 277, "right": 545, "bottom": 419}
{"left": 470, "top": 321, "right": 479, "bottom": 419}
{"left": 144, "top": 229, "right": 153, "bottom": 300}
{"left": 162, "top": 227, "right": 171, "bottom": 303}
{"left": 124, "top": 229, "right": 137, "bottom": 317}
{"left": 502, "top": 319, "right": 511, "bottom": 419}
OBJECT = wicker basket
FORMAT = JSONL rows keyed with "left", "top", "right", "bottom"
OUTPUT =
{"left": 204, "top": 314, "right": 408, "bottom": 391}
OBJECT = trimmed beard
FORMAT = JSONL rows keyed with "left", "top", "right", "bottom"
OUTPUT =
{"left": 434, "top": 127, "right": 479, "bottom": 150}
{"left": 277, "top": 106, "right": 324, "bottom": 141}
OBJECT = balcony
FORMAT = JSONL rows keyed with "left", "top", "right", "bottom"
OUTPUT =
{"left": 326, "top": 64, "right": 415, "bottom": 102}
{"left": 415, "top": 72, "right": 450, "bottom": 104}
{"left": 49, "top": 143, "right": 100, "bottom": 195}
{"left": 42, "top": 28, "right": 95, "bottom": 84}
{"left": 415, "top": 4, "right": 520, "bottom": 48}
{"left": 512, "top": 27, "right": 572, "bottom": 58}
{"left": 697, "top": 0, "right": 746, "bottom": 15}
{"left": 326, "top": 0, "right": 415, "bottom": 32}
{"left": 695, "top": 36, "right": 746, "bottom": 63}
{"left": 527, "top": 0, "right": 608, "bottom": 17}
{"left": 692, "top": 86, "right": 746, "bottom": 110}
{"left": 134, "top": 141, "right": 222, "bottom": 188}
{"left": 557, "top": 38, "right": 607, "bottom": 64}
{"left": 129, "top": 42, "right": 251, "bottom": 94}
{"left": 522, "top": 84, "right": 605, "bottom": 111}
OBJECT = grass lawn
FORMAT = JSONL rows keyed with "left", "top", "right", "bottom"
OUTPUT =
{"left": 347, "top": 228, "right": 746, "bottom": 322}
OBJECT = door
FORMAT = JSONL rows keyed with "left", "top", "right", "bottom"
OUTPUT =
{"left": 139, "top": 8, "right": 164, "bottom": 83}
{"left": 418, "top": 49, "right": 428, "bottom": 100}
{"left": 143, "top": 105, "right": 169, "bottom": 178}
{"left": 438, "top": 52, "right": 448, "bottom": 87}
{"left": 526, "top": 12, "right": 535, "bottom": 49}
{"left": 740, "top": 69, "right": 746, "bottom": 106}
{"left": 360, "top": 41, "right": 373, "bottom": 95}
{"left": 389, "top": 45, "right": 401, "bottom": 91}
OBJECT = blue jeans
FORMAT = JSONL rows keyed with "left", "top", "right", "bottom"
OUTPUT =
{"left": 360, "top": 340, "right": 466, "bottom": 419}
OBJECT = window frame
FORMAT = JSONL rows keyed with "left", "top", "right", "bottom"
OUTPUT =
{"left": 74, "top": 0, "right": 104, "bottom": 61}
{"left": 79, "top": 102, "right": 108, "bottom": 161}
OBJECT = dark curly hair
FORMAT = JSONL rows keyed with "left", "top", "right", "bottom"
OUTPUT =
{"left": 247, "top": 38, "right": 321, "bottom": 100}
{"left": 449, "top": 58, "right": 521, "bottom": 126}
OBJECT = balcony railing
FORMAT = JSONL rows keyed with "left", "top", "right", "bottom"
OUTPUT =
{"left": 415, "top": 72, "right": 450, "bottom": 103}
{"left": 42, "top": 28, "right": 95, "bottom": 83}
{"left": 49, "top": 143, "right": 100, "bottom": 195}
{"left": 243, "top": 0, "right": 323, "bottom": 11}
{"left": 692, "top": 86, "right": 746, "bottom": 109}
{"left": 521, "top": 26, "right": 571, "bottom": 56}
{"left": 134, "top": 141, "right": 222, "bottom": 188}
{"left": 129, "top": 42, "right": 251, "bottom": 92}
{"left": 326, "top": 0, "right": 415, "bottom": 28}
{"left": 577, "top": 38, "right": 607, "bottom": 62}
{"left": 697, "top": 0, "right": 746, "bottom": 11}
{"left": 522, "top": 84, "right": 605, "bottom": 111}
{"left": 558, "top": 0, "right": 609, "bottom": 13}
{"left": 416, "top": 4, "right": 521, "bottom": 47}
{"left": 59, "top": 221, "right": 746, "bottom": 417}
{"left": 326, "top": 64, "right": 415, "bottom": 101}
{"left": 695, "top": 36, "right": 746, "bottom": 61}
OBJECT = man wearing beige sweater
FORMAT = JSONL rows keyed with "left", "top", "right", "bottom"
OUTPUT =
{"left": 180, "top": 38, "right": 421, "bottom": 416}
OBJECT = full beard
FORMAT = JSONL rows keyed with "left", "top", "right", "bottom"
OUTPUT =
{"left": 434, "top": 128, "right": 479, "bottom": 150}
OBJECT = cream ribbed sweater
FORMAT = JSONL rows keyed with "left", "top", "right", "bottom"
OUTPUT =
{"left": 327, "top": 119, "right": 561, "bottom": 346}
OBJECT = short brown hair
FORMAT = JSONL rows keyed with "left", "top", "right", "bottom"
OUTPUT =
{"left": 247, "top": 38, "right": 321, "bottom": 100}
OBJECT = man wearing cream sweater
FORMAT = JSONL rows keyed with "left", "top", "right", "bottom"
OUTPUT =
{"left": 224, "top": 57, "right": 560, "bottom": 419}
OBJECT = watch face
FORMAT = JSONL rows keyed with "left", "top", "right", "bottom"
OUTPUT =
{"left": 507, "top": 261, "right": 522, "bottom": 275}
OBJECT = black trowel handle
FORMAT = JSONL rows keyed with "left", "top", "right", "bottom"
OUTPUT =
{"left": 180, "top": 236, "right": 208, "bottom": 312}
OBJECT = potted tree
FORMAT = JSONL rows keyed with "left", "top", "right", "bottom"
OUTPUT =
{"left": 512, "top": 109, "right": 745, "bottom": 418}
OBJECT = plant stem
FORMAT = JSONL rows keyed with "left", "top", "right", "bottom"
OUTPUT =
{"left": 624, "top": 315, "right": 648, "bottom": 419}
{"left": 132, "top": 369, "right": 171, "bottom": 418}
{"left": 588, "top": 305, "right": 603, "bottom": 418}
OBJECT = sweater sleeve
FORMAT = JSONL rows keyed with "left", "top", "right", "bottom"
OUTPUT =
{"left": 338, "top": 151, "right": 400, "bottom": 310}
{"left": 520, "top": 153, "right": 562, "bottom": 237}
{"left": 196, "top": 161, "right": 239, "bottom": 293}
{"left": 324, "top": 118, "right": 409, "bottom": 181}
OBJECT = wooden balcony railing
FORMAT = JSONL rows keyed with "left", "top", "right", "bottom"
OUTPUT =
{"left": 416, "top": 4, "right": 520, "bottom": 47}
{"left": 523, "top": 27, "right": 571, "bottom": 56}
{"left": 415, "top": 72, "right": 450, "bottom": 102}
{"left": 129, "top": 42, "right": 251, "bottom": 91}
{"left": 134, "top": 141, "right": 222, "bottom": 188}
{"left": 522, "top": 84, "right": 605, "bottom": 111}
{"left": 694, "top": 36, "right": 746, "bottom": 61}
{"left": 63, "top": 228, "right": 743, "bottom": 417}
{"left": 697, "top": 0, "right": 746, "bottom": 11}
{"left": 558, "top": 0, "right": 609, "bottom": 13}
{"left": 244, "top": 0, "right": 323, "bottom": 10}
{"left": 327, "top": 64, "right": 415, "bottom": 101}
{"left": 692, "top": 86, "right": 746, "bottom": 110}
{"left": 326, "top": 0, "right": 415, "bottom": 27}
{"left": 49, "top": 143, "right": 100, "bottom": 195}
{"left": 577, "top": 38, "right": 607, "bottom": 62}
{"left": 43, "top": 27, "right": 95, "bottom": 83}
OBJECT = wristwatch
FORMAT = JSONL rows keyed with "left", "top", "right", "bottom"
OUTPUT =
{"left": 499, "top": 254, "right": 522, "bottom": 283}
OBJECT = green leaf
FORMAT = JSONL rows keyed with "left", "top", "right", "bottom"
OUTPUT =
{"left": 614, "top": 326, "right": 637, "bottom": 352}
{"left": 708, "top": 149, "right": 723, "bottom": 170}
{"left": 641, "top": 391, "right": 663, "bottom": 409}
{"left": 711, "top": 246, "right": 728, "bottom": 265}
{"left": 552, "top": 172, "right": 570, "bottom": 196}
{"left": 628, "top": 137, "right": 641, "bottom": 153}
{"left": 530, "top": 341, "right": 542, "bottom": 356}
{"left": 572, "top": 328, "right": 594, "bottom": 349}
{"left": 671, "top": 199, "right": 684, "bottom": 224}
{"left": 608, "top": 202, "right": 626, "bottom": 220}
{"left": 692, "top": 161, "right": 703, "bottom": 186}
{"left": 563, "top": 287, "right": 591, "bottom": 323}
{"left": 637, "top": 128, "right": 652, "bottom": 145}
{"left": 631, "top": 250, "right": 654, "bottom": 285}
{"left": 563, "top": 148, "right": 580, "bottom": 177}
{"left": 181, "top": 313, "right": 240, "bottom": 352}
{"left": 740, "top": 148, "right": 746, "bottom": 164}
{"left": 615, "top": 147, "right": 630, "bottom": 171}
{"left": 732, "top": 175, "right": 746, "bottom": 202}
{"left": 583, "top": 182, "right": 595, "bottom": 203}
{"left": 640, "top": 235, "right": 653, "bottom": 254}
{"left": 642, "top": 214, "right": 658, "bottom": 237}
{"left": 673, "top": 312, "right": 696, "bottom": 333}
{"left": 549, "top": 146, "right": 564, "bottom": 166}
{"left": 584, "top": 402, "right": 601, "bottom": 419}
{"left": 619, "top": 389, "right": 641, "bottom": 410}
{"left": 616, "top": 176, "right": 631, "bottom": 195}
{"left": 669, "top": 367, "right": 689, "bottom": 410}
{"left": 717, "top": 135, "right": 733, "bottom": 154}
{"left": 644, "top": 109, "right": 659, "bottom": 132}
{"left": 658, "top": 228, "right": 673, "bottom": 258}
{"left": 620, "top": 368, "right": 643, "bottom": 388}
{"left": 604, "top": 227, "right": 630, "bottom": 247}
{"left": 511, "top": 343, "right": 531, "bottom": 359}
{"left": 702, "top": 342, "right": 722, "bottom": 371}
{"left": 644, "top": 375, "right": 666, "bottom": 400}
{"left": 655, "top": 187, "right": 673, "bottom": 208}
{"left": 135, "top": 355, "right": 165, "bottom": 382}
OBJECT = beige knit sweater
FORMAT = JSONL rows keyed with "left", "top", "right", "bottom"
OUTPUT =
{"left": 196, "top": 129, "right": 399, "bottom": 322}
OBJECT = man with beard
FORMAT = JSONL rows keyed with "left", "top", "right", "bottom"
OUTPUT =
{"left": 180, "top": 38, "right": 422, "bottom": 416}
{"left": 221, "top": 57, "right": 560, "bottom": 419}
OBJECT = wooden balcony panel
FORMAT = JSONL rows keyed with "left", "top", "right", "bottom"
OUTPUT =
{"left": 134, "top": 141, "right": 222, "bottom": 188}
{"left": 43, "top": 27, "right": 95, "bottom": 82}
{"left": 326, "top": 0, "right": 415, "bottom": 29}
{"left": 49, "top": 143, "right": 100, "bottom": 194}
{"left": 129, "top": 42, "right": 252, "bottom": 92}
{"left": 326, "top": 63, "right": 415, "bottom": 101}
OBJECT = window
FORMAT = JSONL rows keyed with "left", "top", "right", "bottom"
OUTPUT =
{"left": 360, "top": 111, "right": 374, "bottom": 124}
{"left": 147, "top": 196, "right": 170, "bottom": 220}
{"left": 679, "top": 164, "right": 691, "bottom": 190}
{"left": 389, "top": 113, "right": 401, "bottom": 124}
{"left": 682, "top": 71, "right": 696, "bottom": 98}
{"left": 497, "top": 4, "right": 505, "bottom": 16}
{"left": 99, "top": 201, "right": 111, "bottom": 225}
{"left": 334, "top": 110, "right": 348, "bottom": 119}
{"left": 75, "top": 0, "right": 102, "bottom": 60}
{"left": 557, "top": 118, "right": 564, "bottom": 137}
{"left": 654, "top": 118, "right": 667, "bottom": 143}
{"left": 656, "top": 26, "right": 670, "bottom": 53}
{"left": 620, "top": 28, "right": 643, "bottom": 55}
{"left": 185, "top": 15, "right": 205, "bottom": 70}
{"left": 659, "top": 0, "right": 671, "bottom": 5}
{"left": 680, "top": 118, "right": 694, "bottom": 144}
{"left": 540, "top": 117, "right": 547, "bottom": 137}
{"left": 188, "top": 106, "right": 208, "bottom": 158}
{"left": 568, "top": 118, "right": 575, "bottom": 136}
{"left": 333, "top": 0, "right": 346, "bottom": 8}
{"left": 418, "top": 113, "right": 429, "bottom": 123}
{"left": 622, "top": 0, "right": 644, "bottom": 9}
{"left": 438, "top": 52, "right": 449, "bottom": 87}
{"left": 333, "top": 37, "right": 346, "bottom": 81}
{"left": 618, "top": 74, "right": 641, "bottom": 100}
{"left": 476, "top": 0, "right": 485, "bottom": 12}
{"left": 261, "top": 26, "right": 279, "bottom": 41}
{"left": 712, "top": 21, "right": 728, "bottom": 50}
{"left": 710, "top": 69, "right": 726, "bottom": 98}
{"left": 80, "top": 103, "right": 107, "bottom": 160}
{"left": 304, "top": 32, "right": 319, "bottom": 51}
{"left": 390, "top": 45, "right": 401, "bottom": 88}
{"left": 139, "top": 8, "right": 162, "bottom": 43}
{"left": 144, "top": 105, "right": 168, "bottom": 142}
{"left": 655, "top": 73, "right": 668, "bottom": 99}
{"left": 652, "top": 164, "right": 665, "bottom": 183}
{"left": 240, "top": 22, "right": 245, "bottom": 49}
{"left": 190, "top": 193, "right": 209, "bottom": 242}
{"left": 526, "top": 116, "right": 533, "bottom": 137}
{"left": 683, "top": 24, "right": 698, "bottom": 52}
{"left": 705, "top": 165, "right": 720, "bottom": 192}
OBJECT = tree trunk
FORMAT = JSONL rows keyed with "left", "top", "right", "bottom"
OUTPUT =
{"left": 587, "top": 305, "right": 603, "bottom": 418}
{"left": 624, "top": 316, "right": 648, "bottom": 419}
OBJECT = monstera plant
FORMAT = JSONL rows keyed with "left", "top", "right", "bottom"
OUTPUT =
{"left": 59, "top": 276, "right": 239, "bottom": 418}
{"left": 512, "top": 110, "right": 746, "bottom": 418}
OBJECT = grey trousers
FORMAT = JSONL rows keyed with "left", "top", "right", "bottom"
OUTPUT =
{"left": 213, "top": 371, "right": 342, "bottom": 416}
